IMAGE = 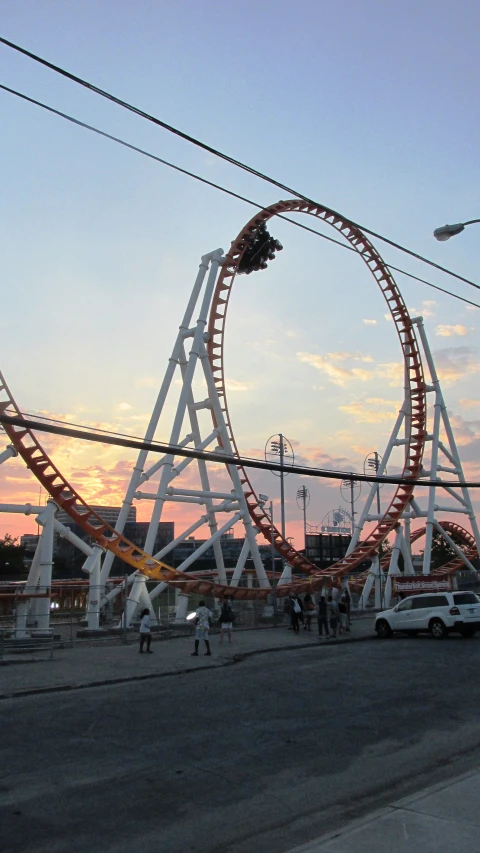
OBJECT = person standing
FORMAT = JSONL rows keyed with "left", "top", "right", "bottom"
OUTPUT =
{"left": 192, "top": 600, "right": 212, "bottom": 656}
{"left": 338, "top": 595, "right": 348, "bottom": 635}
{"left": 342, "top": 588, "right": 352, "bottom": 628}
{"left": 303, "top": 593, "right": 315, "bottom": 631}
{"left": 139, "top": 608, "right": 153, "bottom": 654}
{"left": 219, "top": 596, "right": 235, "bottom": 645}
{"left": 290, "top": 595, "right": 301, "bottom": 634}
{"left": 317, "top": 595, "right": 329, "bottom": 638}
{"left": 327, "top": 594, "right": 339, "bottom": 638}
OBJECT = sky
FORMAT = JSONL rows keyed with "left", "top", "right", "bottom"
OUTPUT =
{"left": 1, "top": 0, "right": 479, "bottom": 554}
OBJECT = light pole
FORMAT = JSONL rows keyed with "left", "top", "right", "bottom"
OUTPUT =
{"left": 296, "top": 486, "right": 310, "bottom": 552}
{"left": 433, "top": 219, "right": 480, "bottom": 241}
{"left": 259, "top": 493, "right": 277, "bottom": 617}
{"left": 265, "top": 434, "right": 294, "bottom": 577}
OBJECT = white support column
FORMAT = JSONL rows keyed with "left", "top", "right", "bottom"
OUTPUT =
{"left": 34, "top": 501, "right": 56, "bottom": 633}
{"left": 384, "top": 526, "right": 403, "bottom": 608}
{"left": 143, "top": 252, "right": 224, "bottom": 557}
{"left": 230, "top": 539, "right": 250, "bottom": 587}
{"left": 347, "top": 405, "right": 406, "bottom": 554}
{"left": 14, "top": 534, "right": 43, "bottom": 638}
{"left": 372, "top": 556, "right": 383, "bottom": 609}
{"left": 0, "top": 444, "right": 18, "bottom": 465}
{"left": 174, "top": 592, "right": 189, "bottom": 624}
{"left": 124, "top": 573, "right": 146, "bottom": 627}
{"left": 85, "top": 545, "right": 103, "bottom": 630}
{"left": 100, "top": 251, "right": 218, "bottom": 584}
{"left": 400, "top": 532, "right": 415, "bottom": 575}
{"left": 199, "top": 342, "right": 270, "bottom": 588}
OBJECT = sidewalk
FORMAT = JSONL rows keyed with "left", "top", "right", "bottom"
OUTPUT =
{"left": 0, "top": 617, "right": 374, "bottom": 699}
{"left": 289, "top": 767, "right": 480, "bottom": 853}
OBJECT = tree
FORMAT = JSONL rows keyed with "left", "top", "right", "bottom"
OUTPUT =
{"left": 0, "top": 534, "right": 26, "bottom": 576}
{"left": 421, "top": 529, "right": 467, "bottom": 571}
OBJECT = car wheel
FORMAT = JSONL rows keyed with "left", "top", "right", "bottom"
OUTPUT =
{"left": 429, "top": 618, "right": 447, "bottom": 639}
{"left": 460, "top": 626, "right": 476, "bottom": 638}
{"left": 376, "top": 619, "right": 392, "bottom": 639}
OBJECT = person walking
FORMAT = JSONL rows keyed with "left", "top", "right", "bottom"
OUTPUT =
{"left": 303, "top": 593, "right": 315, "bottom": 631}
{"left": 139, "top": 608, "right": 153, "bottom": 653}
{"left": 219, "top": 595, "right": 235, "bottom": 645}
{"left": 327, "top": 594, "right": 339, "bottom": 638}
{"left": 192, "top": 600, "right": 212, "bottom": 656}
{"left": 317, "top": 595, "right": 329, "bottom": 638}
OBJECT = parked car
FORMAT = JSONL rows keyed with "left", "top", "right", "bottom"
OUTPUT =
{"left": 375, "top": 592, "right": 480, "bottom": 639}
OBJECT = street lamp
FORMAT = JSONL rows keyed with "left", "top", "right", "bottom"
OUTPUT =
{"left": 433, "top": 219, "right": 480, "bottom": 242}
{"left": 258, "top": 493, "right": 277, "bottom": 615}
{"left": 296, "top": 486, "right": 310, "bottom": 552}
{"left": 265, "top": 434, "right": 294, "bottom": 581}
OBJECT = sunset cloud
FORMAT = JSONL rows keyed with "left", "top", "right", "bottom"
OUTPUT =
{"left": 339, "top": 397, "right": 399, "bottom": 423}
{"left": 362, "top": 319, "right": 377, "bottom": 326}
{"left": 225, "top": 378, "right": 254, "bottom": 392}
{"left": 435, "top": 324, "right": 469, "bottom": 337}
{"left": 434, "top": 347, "right": 480, "bottom": 384}
{"left": 297, "top": 351, "right": 375, "bottom": 386}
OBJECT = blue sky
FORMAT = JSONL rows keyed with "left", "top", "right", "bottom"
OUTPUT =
{"left": 1, "top": 0, "right": 479, "bottom": 542}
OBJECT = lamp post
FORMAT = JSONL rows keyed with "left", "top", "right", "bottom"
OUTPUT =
{"left": 433, "top": 219, "right": 480, "bottom": 242}
{"left": 265, "top": 434, "right": 294, "bottom": 578}
{"left": 296, "top": 486, "right": 310, "bottom": 552}
{"left": 259, "top": 493, "right": 277, "bottom": 617}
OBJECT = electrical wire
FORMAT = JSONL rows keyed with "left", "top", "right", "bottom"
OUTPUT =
{"left": 1, "top": 411, "right": 479, "bottom": 488}
{"left": 1, "top": 83, "right": 478, "bottom": 310}
{"left": 1, "top": 35, "right": 480, "bottom": 295}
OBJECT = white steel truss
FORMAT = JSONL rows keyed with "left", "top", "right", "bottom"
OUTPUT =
{"left": 100, "top": 249, "right": 270, "bottom": 626}
{"left": 352, "top": 316, "right": 480, "bottom": 608}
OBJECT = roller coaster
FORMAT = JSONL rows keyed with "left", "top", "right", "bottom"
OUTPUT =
{"left": 0, "top": 199, "right": 478, "bottom": 628}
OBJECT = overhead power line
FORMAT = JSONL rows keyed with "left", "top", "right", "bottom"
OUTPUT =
{"left": 1, "top": 35, "right": 480, "bottom": 296}
{"left": 1, "top": 84, "right": 478, "bottom": 311}
{"left": 1, "top": 411, "right": 479, "bottom": 488}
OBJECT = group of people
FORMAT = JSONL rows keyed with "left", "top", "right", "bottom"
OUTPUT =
{"left": 191, "top": 596, "right": 235, "bottom": 656}
{"left": 137, "top": 598, "right": 235, "bottom": 657}
{"left": 288, "top": 589, "right": 351, "bottom": 638}
{"left": 138, "top": 589, "right": 352, "bottom": 655}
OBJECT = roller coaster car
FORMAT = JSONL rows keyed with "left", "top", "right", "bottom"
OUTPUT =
{"left": 237, "top": 224, "right": 283, "bottom": 275}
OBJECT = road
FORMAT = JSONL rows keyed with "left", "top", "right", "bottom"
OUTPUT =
{"left": 2, "top": 636, "right": 480, "bottom": 853}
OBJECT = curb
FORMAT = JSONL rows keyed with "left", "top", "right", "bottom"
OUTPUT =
{"left": 0, "top": 632, "right": 375, "bottom": 701}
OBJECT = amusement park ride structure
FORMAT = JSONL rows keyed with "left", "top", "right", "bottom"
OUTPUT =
{"left": 0, "top": 198, "right": 479, "bottom": 635}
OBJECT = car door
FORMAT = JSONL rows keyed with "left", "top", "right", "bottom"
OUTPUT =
{"left": 393, "top": 597, "right": 415, "bottom": 630}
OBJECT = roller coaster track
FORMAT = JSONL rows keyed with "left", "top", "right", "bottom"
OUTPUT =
{"left": 207, "top": 200, "right": 427, "bottom": 586}
{"left": 1, "top": 199, "right": 429, "bottom": 598}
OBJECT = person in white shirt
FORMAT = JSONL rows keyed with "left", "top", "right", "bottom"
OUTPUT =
{"left": 139, "top": 608, "right": 153, "bottom": 653}
{"left": 192, "top": 600, "right": 212, "bottom": 657}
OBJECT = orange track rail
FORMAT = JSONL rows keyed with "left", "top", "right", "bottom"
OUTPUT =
{"left": 208, "top": 200, "right": 427, "bottom": 586}
{"left": 0, "top": 199, "right": 430, "bottom": 598}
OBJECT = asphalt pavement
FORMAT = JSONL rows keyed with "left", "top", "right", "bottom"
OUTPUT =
{"left": 2, "top": 629, "right": 480, "bottom": 853}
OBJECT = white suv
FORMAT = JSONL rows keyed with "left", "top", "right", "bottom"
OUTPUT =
{"left": 375, "top": 592, "right": 480, "bottom": 639}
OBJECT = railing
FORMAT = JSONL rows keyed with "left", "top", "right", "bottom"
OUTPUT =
{"left": 0, "top": 629, "right": 54, "bottom": 661}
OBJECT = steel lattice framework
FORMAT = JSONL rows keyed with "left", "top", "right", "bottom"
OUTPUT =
{"left": 4, "top": 197, "right": 475, "bottom": 602}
